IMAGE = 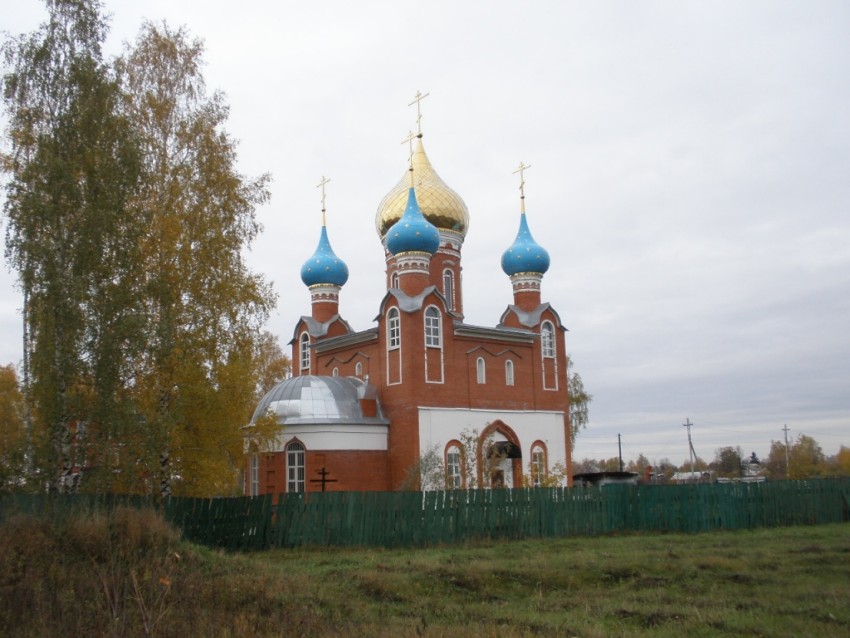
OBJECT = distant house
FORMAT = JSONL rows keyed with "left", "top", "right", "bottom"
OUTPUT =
{"left": 670, "top": 471, "right": 712, "bottom": 483}
{"left": 572, "top": 471, "right": 639, "bottom": 487}
{"left": 741, "top": 458, "right": 763, "bottom": 478}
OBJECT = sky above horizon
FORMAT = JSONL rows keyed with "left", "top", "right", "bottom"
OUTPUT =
{"left": 2, "top": 1, "right": 848, "bottom": 467}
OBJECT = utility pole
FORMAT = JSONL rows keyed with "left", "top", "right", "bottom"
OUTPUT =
{"left": 782, "top": 424, "right": 791, "bottom": 478}
{"left": 617, "top": 433, "right": 623, "bottom": 472}
{"left": 683, "top": 418, "right": 696, "bottom": 477}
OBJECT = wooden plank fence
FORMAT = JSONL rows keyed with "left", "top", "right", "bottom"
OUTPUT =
{"left": 1, "top": 478, "right": 848, "bottom": 550}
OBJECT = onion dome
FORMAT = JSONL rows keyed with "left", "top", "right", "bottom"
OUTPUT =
{"left": 501, "top": 212, "right": 550, "bottom": 276}
{"left": 300, "top": 224, "right": 349, "bottom": 287}
{"left": 376, "top": 138, "right": 469, "bottom": 239}
{"left": 385, "top": 187, "right": 441, "bottom": 256}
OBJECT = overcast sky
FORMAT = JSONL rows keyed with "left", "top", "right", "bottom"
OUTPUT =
{"left": 3, "top": 1, "right": 849, "bottom": 466}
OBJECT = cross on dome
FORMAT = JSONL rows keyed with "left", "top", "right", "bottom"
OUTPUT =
{"left": 301, "top": 175, "right": 349, "bottom": 288}
{"left": 513, "top": 162, "right": 531, "bottom": 214}
{"left": 408, "top": 90, "right": 429, "bottom": 138}
{"left": 316, "top": 175, "right": 331, "bottom": 226}
{"left": 501, "top": 161, "right": 549, "bottom": 277}
{"left": 401, "top": 130, "right": 417, "bottom": 186}
{"left": 375, "top": 92, "right": 469, "bottom": 239}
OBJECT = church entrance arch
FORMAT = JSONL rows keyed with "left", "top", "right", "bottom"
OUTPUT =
{"left": 478, "top": 421, "right": 523, "bottom": 488}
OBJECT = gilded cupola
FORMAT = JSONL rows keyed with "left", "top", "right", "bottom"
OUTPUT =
{"left": 375, "top": 137, "right": 469, "bottom": 240}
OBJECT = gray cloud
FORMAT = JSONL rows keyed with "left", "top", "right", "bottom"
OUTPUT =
{"left": 3, "top": 0, "right": 848, "bottom": 464}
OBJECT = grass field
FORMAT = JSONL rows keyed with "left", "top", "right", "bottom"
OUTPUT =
{"left": 1, "top": 508, "right": 848, "bottom": 636}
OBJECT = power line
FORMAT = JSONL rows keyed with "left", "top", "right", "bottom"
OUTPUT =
{"left": 683, "top": 418, "right": 696, "bottom": 475}
{"left": 617, "top": 433, "right": 623, "bottom": 472}
{"left": 782, "top": 424, "right": 791, "bottom": 478}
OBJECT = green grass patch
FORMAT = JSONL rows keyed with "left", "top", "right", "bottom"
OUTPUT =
{"left": 0, "top": 508, "right": 848, "bottom": 636}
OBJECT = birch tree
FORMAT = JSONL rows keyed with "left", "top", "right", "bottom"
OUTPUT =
{"left": 567, "top": 357, "right": 592, "bottom": 449}
{"left": 0, "top": 365, "right": 26, "bottom": 493}
{"left": 2, "top": 0, "right": 143, "bottom": 492}
{"left": 116, "top": 22, "right": 274, "bottom": 496}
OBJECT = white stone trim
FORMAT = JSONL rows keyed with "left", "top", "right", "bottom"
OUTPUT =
{"left": 275, "top": 425, "right": 389, "bottom": 452}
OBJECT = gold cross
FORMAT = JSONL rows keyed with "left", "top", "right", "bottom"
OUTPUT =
{"left": 408, "top": 90, "right": 430, "bottom": 137}
{"left": 401, "top": 129, "right": 417, "bottom": 165}
{"left": 316, "top": 175, "right": 330, "bottom": 225}
{"left": 513, "top": 162, "right": 531, "bottom": 213}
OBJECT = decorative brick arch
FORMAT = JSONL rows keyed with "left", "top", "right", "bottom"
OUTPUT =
{"left": 477, "top": 420, "right": 523, "bottom": 488}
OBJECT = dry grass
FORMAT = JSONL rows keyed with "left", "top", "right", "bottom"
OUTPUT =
{"left": 0, "top": 507, "right": 848, "bottom": 637}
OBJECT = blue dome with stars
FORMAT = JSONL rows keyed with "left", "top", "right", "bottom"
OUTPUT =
{"left": 385, "top": 187, "right": 441, "bottom": 256}
{"left": 500, "top": 212, "right": 550, "bottom": 276}
{"left": 301, "top": 225, "right": 349, "bottom": 287}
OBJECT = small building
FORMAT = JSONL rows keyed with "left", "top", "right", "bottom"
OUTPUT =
{"left": 572, "top": 471, "right": 639, "bottom": 487}
{"left": 670, "top": 471, "right": 712, "bottom": 483}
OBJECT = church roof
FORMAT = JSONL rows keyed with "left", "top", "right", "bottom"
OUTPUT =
{"left": 376, "top": 285, "right": 439, "bottom": 317}
{"left": 375, "top": 137, "right": 469, "bottom": 239}
{"left": 453, "top": 322, "right": 537, "bottom": 344}
{"left": 252, "top": 375, "right": 388, "bottom": 425}
{"left": 300, "top": 225, "right": 349, "bottom": 288}
{"left": 385, "top": 187, "right": 441, "bottom": 256}
{"left": 289, "top": 314, "right": 352, "bottom": 344}
{"left": 499, "top": 302, "right": 566, "bottom": 330}
{"left": 501, "top": 211, "right": 550, "bottom": 277}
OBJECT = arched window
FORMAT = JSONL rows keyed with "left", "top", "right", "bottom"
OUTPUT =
{"left": 530, "top": 443, "right": 548, "bottom": 487}
{"left": 476, "top": 357, "right": 486, "bottom": 384}
{"left": 299, "top": 332, "right": 310, "bottom": 371}
{"left": 286, "top": 441, "right": 305, "bottom": 493}
{"left": 541, "top": 321, "right": 555, "bottom": 358}
{"left": 391, "top": 272, "right": 399, "bottom": 289}
{"left": 387, "top": 308, "right": 400, "bottom": 349}
{"left": 505, "top": 359, "right": 515, "bottom": 386}
{"left": 443, "top": 269, "right": 455, "bottom": 311}
{"left": 446, "top": 444, "right": 462, "bottom": 489}
{"left": 355, "top": 361, "right": 363, "bottom": 377}
{"left": 332, "top": 367, "right": 339, "bottom": 377}
{"left": 425, "top": 306, "right": 441, "bottom": 347}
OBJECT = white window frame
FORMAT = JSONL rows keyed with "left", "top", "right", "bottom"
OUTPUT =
{"left": 476, "top": 357, "right": 486, "bottom": 384}
{"left": 286, "top": 441, "right": 306, "bottom": 493}
{"left": 425, "top": 306, "right": 441, "bottom": 348}
{"left": 387, "top": 308, "right": 400, "bottom": 350}
{"left": 541, "top": 321, "right": 555, "bottom": 359}
{"left": 443, "top": 269, "right": 455, "bottom": 311}
{"left": 531, "top": 444, "right": 547, "bottom": 487}
{"left": 355, "top": 361, "right": 363, "bottom": 377}
{"left": 446, "top": 445, "right": 462, "bottom": 489}
{"left": 299, "top": 331, "right": 310, "bottom": 371}
{"left": 505, "top": 359, "right": 515, "bottom": 386}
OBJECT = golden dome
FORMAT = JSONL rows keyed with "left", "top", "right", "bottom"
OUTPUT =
{"left": 375, "top": 138, "right": 469, "bottom": 239}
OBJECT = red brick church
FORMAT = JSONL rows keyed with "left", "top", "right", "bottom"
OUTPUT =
{"left": 245, "top": 102, "right": 572, "bottom": 495}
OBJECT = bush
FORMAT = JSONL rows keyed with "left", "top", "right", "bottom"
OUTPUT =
{"left": 0, "top": 505, "right": 310, "bottom": 637}
{"left": 0, "top": 506, "right": 181, "bottom": 637}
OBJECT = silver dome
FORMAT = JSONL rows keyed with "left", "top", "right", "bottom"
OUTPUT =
{"left": 251, "top": 375, "right": 388, "bottom": 425}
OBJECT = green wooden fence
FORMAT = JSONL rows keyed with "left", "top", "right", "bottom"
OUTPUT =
{"left": 1, "top": 479, "right": 848, "bottom": 550}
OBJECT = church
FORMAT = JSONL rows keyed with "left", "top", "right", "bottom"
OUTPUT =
{"left": 245, "top": 97, "right": 573, "bottom": 495}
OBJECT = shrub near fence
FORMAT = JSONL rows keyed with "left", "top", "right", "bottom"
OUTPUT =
{"left": 1, "top": 479, "right": 848, "bottom": 550}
